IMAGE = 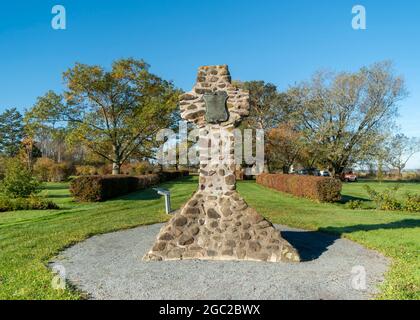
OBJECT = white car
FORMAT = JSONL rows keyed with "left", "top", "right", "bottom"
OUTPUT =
{"left": 320, "top": 170, "right": 331, "bottom": 177}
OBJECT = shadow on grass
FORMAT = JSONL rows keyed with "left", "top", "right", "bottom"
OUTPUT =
{"left": 339, "top": 194, "right": 370, "bottom": 204}
{"left": 114, "top": 176, "right": 197, "bottom": 202}
{"left": 159, "top": 176, "right": 197, "bottom": 187}
{"left": 281, "top": 219, "right": 420, "bottom": 262}
{"left": 43, "top": 184, "right": 70, "bottom": 191}
{"left": 319, "top": 219, "right": 420, "bottom": 234}
{"left": 118, "top": 188, "right": 161, "bottom": 201}
{"left": 47, "top": 194, "right": 71, "bottom": 199}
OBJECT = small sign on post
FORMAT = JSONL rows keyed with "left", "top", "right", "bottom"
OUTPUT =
{"left": 153, "top": 188, "right": 172, "bottom": 214}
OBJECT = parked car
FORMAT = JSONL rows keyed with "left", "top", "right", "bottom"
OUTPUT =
{"left": 342, "top": 171, "right": 358, "bottom": 182}
{"left": 320, "top": 170, "right": 331, "bottom": 177}
{"left": 297, "top": 168, "right": 320, "bottom": 176}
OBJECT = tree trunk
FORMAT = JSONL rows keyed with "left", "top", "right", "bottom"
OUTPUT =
{"left": 264, "top": 156, "right": 270, "bottom": 173}
{"left": 112, "top": 162, "right": 121, "bottom": 175}
{"left": 112, "top": 145, "right": 122, "bottom": 175}
{"left": 377, "top": 161, "right": 384, "bottom": 181}
{"left": 333, "top": 163, "right": 346, "bottom": 177}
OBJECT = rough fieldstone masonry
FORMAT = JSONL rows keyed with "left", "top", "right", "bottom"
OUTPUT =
{"left": 143, "top": 65, "right": 300, "bottom": 262}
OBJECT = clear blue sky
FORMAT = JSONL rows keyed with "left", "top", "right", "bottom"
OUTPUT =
{"left": 1, "top": 0, "right": 419, "bottom": 168}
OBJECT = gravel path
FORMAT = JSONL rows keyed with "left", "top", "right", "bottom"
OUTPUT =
{"left": 50, "top": 223, "right": 389, "bottom": 300}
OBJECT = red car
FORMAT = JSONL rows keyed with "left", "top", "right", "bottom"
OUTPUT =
{"left": 343, "top": 172, "right": 358, "bottom": 182}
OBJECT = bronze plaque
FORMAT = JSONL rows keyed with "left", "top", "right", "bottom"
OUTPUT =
{"left": 203, "top": 92, "right": 229, "bottom": 124}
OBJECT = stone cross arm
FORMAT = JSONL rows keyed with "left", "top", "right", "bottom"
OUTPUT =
{"left": 179, "top": 65, "right": 250, "bottom": 127}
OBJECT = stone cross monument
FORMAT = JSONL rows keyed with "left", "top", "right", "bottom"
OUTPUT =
{"left": 144, "top": 65, "right": 299, "bottom": 262}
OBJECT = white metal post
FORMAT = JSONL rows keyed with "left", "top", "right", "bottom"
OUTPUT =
{"left": 153, "top": 188, "right": 172, "bottom": 214}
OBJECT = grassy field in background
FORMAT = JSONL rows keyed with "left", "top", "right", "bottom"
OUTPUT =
{"left": 0, "top": 177, "right": 419, "bottom": 299}
{"left": 340, "top": 180, "right": 420, "bottom": 208}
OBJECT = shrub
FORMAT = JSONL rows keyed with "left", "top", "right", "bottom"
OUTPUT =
{"left": 70, "top": 175, "right": 138, "bottom": 202}
{"left": 70, "top": 171, "right": 189, "bottom": 202}
{"left": 49, "top": 162, "right": 74, "bottom": 182}
{"left": 256, "top": 173, "right": 342, "bottom": 202}
{"left": 33, "top": 158, "right": 74, "bottom": 182}
{"left": 0, "top": 197, "right": 12, "bottom": 212}
{"left": 24, "top": 196, "right": 59, "bottom": 210}
{"left": 364, "top": 185, "right": 402, "bottom": 211}
{"left": 33, "top": 157, "right": 53, "bottom": 181}
{"left": 118, "top": 162, "right": 155, "bottom": 175}
{"left": 0, "top": 159, "right": 41, "bottom": 198}
{"left": 121, "top": 163, "right": 138, "bottom": 175}
{"left": 75, "top": 165, "right": 99, "bottom": 176}
{"left": 133, "top": 161, "right": 154, "bottom": 175}
{"left": 346, "top": 200, "right": 364, "bottom": 210}
{"left": 70, "top": 174, "right": 151, "bottom": 202}
{"left": 157, "top": 170, "right": 189, "bottom": 182}
{"left": 0, "top": 157, "right": 5, "bottom": 180}
{"left": 97, "top": 164, "right": 112, "bottom": 175}
{"left": 75, "top": 163, "right": 156, "bottom": 176}
{"left": 0, "top": 196, "right": 59, "bottom": 212}
{"left": 404, "top": 193, "right": 420, "bottom": 212}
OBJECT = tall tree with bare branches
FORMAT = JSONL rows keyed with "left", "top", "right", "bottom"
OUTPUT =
{"left": 385, "top": 134, "right": 420, "bottom": 177}
{"left": 288, "top": 61, "right": 407, "bottom": 175}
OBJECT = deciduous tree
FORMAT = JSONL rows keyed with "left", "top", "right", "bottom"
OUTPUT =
{"left": 236, "top": 81, "right": 295, "bottom": 171}
{"left": 385, "top": 134, "right": 420, "bottom": 178}
{"left": 288, "top": 61, "right": 406, "bottom": 175}
{"left": 266, "top": 122, "right": 305, "bottom": 173}
{"left": 26, "top": 59, "right": 180, "bottom": 174}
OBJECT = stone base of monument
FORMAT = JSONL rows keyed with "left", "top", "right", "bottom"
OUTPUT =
{"left": 143, "top": 191, "right": 300, "bottom": 263}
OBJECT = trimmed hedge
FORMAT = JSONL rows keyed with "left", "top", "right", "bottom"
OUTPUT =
{"left": 157, "top": 170, "right": 189, "bottom": 181}
{"left": 256, "top": 173, "right": 342, "bottom": 202}
{"left": 0, "top": 196, "right": 59, "bottom": 212}
{"left": 70, "top": 171, "right": 188, "bottom": 202}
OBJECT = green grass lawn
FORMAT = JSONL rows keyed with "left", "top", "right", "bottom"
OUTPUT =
{"left": 340, "top": 179, "right": 420, "bottom": 209}
{"left": 0, "top": 177, "right": 419, "bottom": 299}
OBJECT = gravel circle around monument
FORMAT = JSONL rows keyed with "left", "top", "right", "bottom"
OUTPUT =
{"left": 51, "top": 223, "right": 390, "bottom": 300}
